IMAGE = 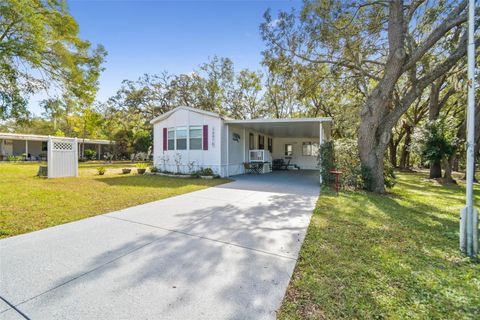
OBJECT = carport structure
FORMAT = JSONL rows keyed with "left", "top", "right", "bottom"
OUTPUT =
{"left": 224, "top": 117, "right": 333, "bottom": 179}
{"left": 0, "top": 132, "right": 113, "bottom": 161}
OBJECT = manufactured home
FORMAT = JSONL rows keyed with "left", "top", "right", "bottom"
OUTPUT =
{"left": 151, "top": 106, "right": 332, "bottom": 179}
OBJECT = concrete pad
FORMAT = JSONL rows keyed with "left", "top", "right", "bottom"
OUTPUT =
{"left": 2, "top": 233, "right": 296, "bottom": 320}
{"left": 180, "top": 201, "right": 314, "bottom": 258}
{"left": 0, "top": 215, "right": 170, "bottom": 305}
{"left": 185, "top": 185, "right": 257, "bottom": 202}
{"left": 0, "top": 309, "right": 24, "bottom": 320}
{"left": 105, "top": 192, "right": 234, "bottom": 229}
{"left": 0, "top": 301, "right": 12, "bottom": 315}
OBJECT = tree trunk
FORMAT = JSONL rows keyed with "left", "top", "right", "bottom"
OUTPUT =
{"left": 388, "top": 137, "right": 397, "bottom": 168}
{"left": 358, "top": 116, "right": 390, "bottom": 193}
{"left": 399, "top": 124, "right": 412, "bottom": 169}
{"left": 443, "top": 154, "right": 457, "bottom": 184}
{"left": 427, "top": 77, "right": 447, "bottom": 179}
{"left": 429, "top": 161, "right": 442, "bottom": 179}
{"left": 357, "top": 0, "right": 468, "bottom": 193}
{"left": 453, "top": 155, "right": 459, "bottom": 172}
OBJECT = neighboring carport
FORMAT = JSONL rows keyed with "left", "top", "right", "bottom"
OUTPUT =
{"left": 0, "top": 133, "right": 113, "bottom": 160}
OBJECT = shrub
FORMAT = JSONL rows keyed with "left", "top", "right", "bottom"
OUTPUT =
{"left": 84, "top": 149, "right": 97, "bottom": 160}
{"left": 7, "top": 155, "right": 22, "bottom": 162}
{"left": 103, "top": 152, "right": 113, "bottom": 162}
{"left": 97, "top": 167, "right": 106, "bottom": 175}
{"left": 321, "top": 139, "right": 396, "bottom": 191}
{"left": 136, "top": 162, "right": 149, "bottom": 169}
{"left": 412, "top": 120, "right": 456, "bottom": 167}
{"left": 199, "top": 167, "right": 214, "bottom": 176}
{"left": 334, "top": 139, "right": 365, "bottom": 190}
{"left": 149, "top": 166, "right": 158, "bottom": 173}
{"left": 318, "top": 141, "right": 335, "bottom": 185}
{"left": 383, "top": 161, "right": 397, "bottom": 188}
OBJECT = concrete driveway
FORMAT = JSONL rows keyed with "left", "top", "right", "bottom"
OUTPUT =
{"left": 0, "top": 170, "right": 319, "bottom": 320}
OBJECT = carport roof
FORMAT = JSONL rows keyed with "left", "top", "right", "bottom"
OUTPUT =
{"left": 0, "top": 132, "right": 113, "bottom": 145}
{"left": 225, "top": 118, "right": 332, "bottom": 138}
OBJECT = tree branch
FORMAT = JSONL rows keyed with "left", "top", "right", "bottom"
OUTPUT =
{"left": 403, "top": 0, "right": 468, "bottom": 71}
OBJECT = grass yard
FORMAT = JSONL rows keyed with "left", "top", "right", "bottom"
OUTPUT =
{"left": 278, "top": 172, "right": 480, "bottom": 320}
{"left": 0, "top": 162, "right": 228, "bottom": 238}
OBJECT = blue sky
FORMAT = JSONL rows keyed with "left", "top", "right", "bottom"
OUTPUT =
{"left": 29, "top": 0, "right": 302, "bottom": 115}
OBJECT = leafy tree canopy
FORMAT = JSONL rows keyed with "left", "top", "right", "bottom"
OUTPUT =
{"left": 0, "top": 0, "right": 106, "bottom": 121}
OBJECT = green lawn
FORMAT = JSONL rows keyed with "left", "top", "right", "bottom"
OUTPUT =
{"left": 279, "top": 172, "right": 480, "bottom": 320}
{"left": 0, "top": 162, "right": 228, "bottom": 238}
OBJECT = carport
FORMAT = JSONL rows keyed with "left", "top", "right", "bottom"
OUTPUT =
{"left": 224, "top": 117, "right": 332, "bottom": 182}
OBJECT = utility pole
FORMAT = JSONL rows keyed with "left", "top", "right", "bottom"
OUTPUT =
{"left": 460, "top": 0, "right": 478, "bottom": 258}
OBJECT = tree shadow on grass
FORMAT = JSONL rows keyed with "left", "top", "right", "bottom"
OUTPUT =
{"left": 282, "top": 180, "right": 480, "bottom": 319}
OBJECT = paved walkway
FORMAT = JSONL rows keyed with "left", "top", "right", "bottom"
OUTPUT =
{"left": 0, "top": 170, "right": 319, "bottom": 320}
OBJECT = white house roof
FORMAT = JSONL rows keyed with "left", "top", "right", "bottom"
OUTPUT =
{"left": 150, "top": 106, "right": 222, "bottom": 125}
{"left": 225, "top": 118, "right": 332, "bottom": 139}
{"left": 0, "top": 132, "right": 113, "bottom": 145}
{"left": 150, "top": 106, "right": 333, "bottom": 138}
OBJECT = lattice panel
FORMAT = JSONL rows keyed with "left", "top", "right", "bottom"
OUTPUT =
{"left": 52, "top": 141, "right": 74, "bottom": 151}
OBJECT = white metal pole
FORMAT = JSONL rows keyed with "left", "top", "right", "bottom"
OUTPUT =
{"left": 226, "top": 124, "right": 230, "bottom": 177}
{"left": 463, "top": 0, "right": 478, "bottom": 257}
{"left": 319, "top": 122, "right": 323, "bottom": 185}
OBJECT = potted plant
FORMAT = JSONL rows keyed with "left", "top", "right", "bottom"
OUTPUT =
{"left": 97, "top": 167, "right": 106, "bottom": 175}
{"left": 136, "top": 163, "right": 148, "bottom": 174}
{"left": 199, "top": 168, "right": 214, "bottom": 179}
{"left": 122, "top": 168, "right": 131, "bottom": 174}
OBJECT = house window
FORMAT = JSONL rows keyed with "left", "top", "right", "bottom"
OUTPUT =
{"left": 176, "top": 127, "right": 187, "bottom": 150}
{"left": 258, "top": 135, "right": 265, "bottom": 149}
{"left": 41, "top": 141, "right": 48, "bottom": 151}
{"left": 303, "top": 142, "right": 312, "bottom": 156}
{"left": 249, "top": 133, "right": 254, "bottom": 149}
{"left": 189, "top": 126, "right": 202, "bottom": 150}
{"left": 285, "top": 144, "right": 293, "bottom": 156}
{"left": 267, "top": 138, "right": 273, "bottom": 153}
{"left": 167, "top": 128, "right": 175, "bottom": 150}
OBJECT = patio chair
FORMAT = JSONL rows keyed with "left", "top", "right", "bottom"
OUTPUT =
{"left": 272, "top": 158, "right": 291, "bottom": 170}
{"left": 243, "top": 162, "right": 254, "bottom": 174}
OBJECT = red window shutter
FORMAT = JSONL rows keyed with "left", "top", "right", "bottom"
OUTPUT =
{"left": 203, "top": 125, "right": 208, "bottom": 150}
{"left": 163, "top": 128, "right": 167, "bottom": 151}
